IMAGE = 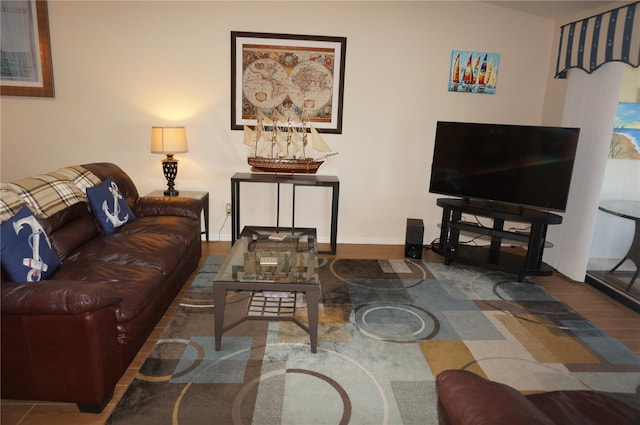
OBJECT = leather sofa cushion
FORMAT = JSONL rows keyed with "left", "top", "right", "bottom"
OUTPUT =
{"left": 528, "top": 390, "right": 640, "bottom": 425}
{"left": 136, "top": 196, "right": 201, "bottom": 221}
{"left": 437, "top": 370, "right": 555, "bottom": 425}
{"left": 117, "top": 216, "right": 200, "bottom": 246}
{"left": 40, "top": 202, "right": 99, "bottom": 261}
{"left": 52, "top": 262, "right": 165, "bottom": 322}
{"left": 1, "top": 279, "right": 122, "bottom": 315}
{"left": 64, "top": 232, "right": 187, "bottom": 275}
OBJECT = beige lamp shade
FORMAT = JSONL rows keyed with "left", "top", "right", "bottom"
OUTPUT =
{"left": 150, "top": 126, "right": 188, "bottom": 154}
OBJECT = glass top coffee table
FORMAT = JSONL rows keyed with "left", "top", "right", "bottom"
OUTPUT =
{"left": 213, "top": 226, "right": 320, "bottom": 353}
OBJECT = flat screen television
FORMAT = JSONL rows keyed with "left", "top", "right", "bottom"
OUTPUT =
{"left": 429, "top": 121, "right": 580, "bottom": 212}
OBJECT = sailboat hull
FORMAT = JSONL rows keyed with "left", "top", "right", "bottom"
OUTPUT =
{"left": 248, "top": 157, "right": 324, "bottom": 174}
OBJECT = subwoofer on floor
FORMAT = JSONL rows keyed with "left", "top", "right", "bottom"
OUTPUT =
{"left": 405, "top": 218, "right": 424, "bottom": 259}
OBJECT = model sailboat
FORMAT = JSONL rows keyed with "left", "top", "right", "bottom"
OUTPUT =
{"left": 243, "top": 110, "right": 337, "bottom": 174}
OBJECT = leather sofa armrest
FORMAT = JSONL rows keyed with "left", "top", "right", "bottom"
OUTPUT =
{"left": 135, "top": 196, "right": 202, "bottom": 220}
{"left": 1, "top": 281, "right": 122, "bottom": 315}
{"left": 436, "top": 370, "right": 555, "bottom": 425}
{"left": 528, "top": 390, "right": 640, "bottom": 425}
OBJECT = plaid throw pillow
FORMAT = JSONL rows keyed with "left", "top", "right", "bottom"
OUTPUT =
{"left": 52, "top": 165, "right": 102, "bottom": 192}
{"left": 6, "top": 174, "right": 87, "bottom": 218}
{"left": 0, "top": 185, "right": 26, "bottom": 224}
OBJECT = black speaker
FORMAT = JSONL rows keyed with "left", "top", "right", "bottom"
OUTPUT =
{"left": 405, "top": 218, "right": 424, "bottom": 259}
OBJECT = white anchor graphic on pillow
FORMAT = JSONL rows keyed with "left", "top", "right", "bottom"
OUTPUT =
{"left": 12, "top": 215, "right": 51, "bottom": 282}
{"left": 102, "top": 181, "right": 129, "bottom": 227}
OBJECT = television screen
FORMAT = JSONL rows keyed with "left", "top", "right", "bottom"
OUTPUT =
{"left": 429, "top": 121, "right": 580, "bottom": 212}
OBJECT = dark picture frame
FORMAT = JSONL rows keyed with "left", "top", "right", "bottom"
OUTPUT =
{"left": 231, "top": 31, "right": 346, "bottom": 133}
{"left": 1, "top": 0, "right": 55, "bottom": 97}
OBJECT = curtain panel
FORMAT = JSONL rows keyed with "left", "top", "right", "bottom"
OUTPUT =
{"left": 555, "top": 1, "right": 639, "bottom": 78}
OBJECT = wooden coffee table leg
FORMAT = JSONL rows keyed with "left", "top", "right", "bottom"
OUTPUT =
{"left": 213, "top": 284, "right": 227, "bottom": 351}
{"left": 305, "top": 287, "right": 320, "bottom": 353}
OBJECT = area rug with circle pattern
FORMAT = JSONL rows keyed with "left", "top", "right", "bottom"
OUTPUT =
{"left": 106, "top": 256, "right": 640, "bottom": 425}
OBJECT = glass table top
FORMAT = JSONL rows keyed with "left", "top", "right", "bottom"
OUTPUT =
{"left": 599, "top": 200, "right": 640, "bottom": 220}
{"left": 214, "top": 227, "right": 318, "bottom": 284}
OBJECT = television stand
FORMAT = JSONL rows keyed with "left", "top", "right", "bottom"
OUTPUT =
{"left": 432, "top": 198, "right": 563, "bottom": 281}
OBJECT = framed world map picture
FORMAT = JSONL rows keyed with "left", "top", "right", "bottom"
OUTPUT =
{"left": 231, "top": 31, "right": 347, "bottom": 134}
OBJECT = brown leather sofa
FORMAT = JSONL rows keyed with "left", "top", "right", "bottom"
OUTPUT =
{"left": 1, "top": 163, "right": 202, "bottom": 412}
{"left": 436, "top": 369, "right": 640, "bottom": 425}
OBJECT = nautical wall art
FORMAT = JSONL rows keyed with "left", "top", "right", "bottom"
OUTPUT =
{"left": 448, "top": 50, "right": 500, "bottom": 94}
{"left": 609, "top": 102, "right": 640, "bottom": 160}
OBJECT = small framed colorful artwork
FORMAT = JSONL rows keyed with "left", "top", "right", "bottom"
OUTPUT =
{"left": 448, "top": 50, "right": 500, "bottom": 94}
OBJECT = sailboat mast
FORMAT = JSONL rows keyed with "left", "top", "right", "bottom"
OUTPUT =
{"left": 269, "top": 116, "right": 277, "bottom": 158}
{"left": 254, "top": 115, "right": 260, "bottom": 157}
{"left": 284, "top": 117, "right": 290, "bottom": 157}
{"left": 301, "top": 116, "right": 308, "bottom": 159}
{"left": 254, "top": 137, "right": 258, "bottom": 157}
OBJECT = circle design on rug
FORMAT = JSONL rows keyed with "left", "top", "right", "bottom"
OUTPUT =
{"left": 485, "top": 273, "right": 573, "bottom": 318}
{"left": 491, "top": 279, "right": 570, "bottom": 315}
{"left": 353, "top": 302, "right": 440, "bottom": 342}
{"left": 329, "top": 258, "right": 429, "bottom": 289}
{"left": 135, "top": 338, "right": 205, "bottom": 382}
{"left": 403, "top": 259, "right": 429, "bottom": 288}
{"left": 318, "top": 257, "right": 330, "bottom": 268}
{"left": 462, "top": 270, "right": 571, "bottom": 321}
{"left": 168, "top": 343, "right": 389, "bottom": 425}
{"left": 231, "top": 368, "right": 352, "bottom": 425}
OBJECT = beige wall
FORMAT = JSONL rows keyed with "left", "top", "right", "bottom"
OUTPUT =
{"left": 1, "top": 1, "right": 562, "bottom": 244}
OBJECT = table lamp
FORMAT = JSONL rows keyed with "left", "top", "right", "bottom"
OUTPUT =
{"left": 151, "top": 126, "right": 188, "bottom": 196}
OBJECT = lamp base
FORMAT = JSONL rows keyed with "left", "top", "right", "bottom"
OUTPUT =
{"left": 161, "top": 154, "right": 179, "bottom": 197}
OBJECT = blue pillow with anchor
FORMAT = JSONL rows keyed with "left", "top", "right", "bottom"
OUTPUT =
{"left": 86, "top": 177, "right": 136, "bottom": 234}
{"left": 0, "top": 205, "right": 60, "bottom": 282}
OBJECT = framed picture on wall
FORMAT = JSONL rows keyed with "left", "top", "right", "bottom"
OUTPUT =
{"left": 448, "top": 50, "right": 499, "bottom": 94}
{"left": 609, "top": 102, "right": 640, "bottom": 159}
{"left": 1, "top": 0, "right": 55, "bottom": 97}
{"left": 231, "top": 31, "right": 347, "bottom": 133}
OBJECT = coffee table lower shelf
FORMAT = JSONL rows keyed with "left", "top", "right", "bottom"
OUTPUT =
{"left": 223, "top": 290, "right": 311, "bottom": 334}
{"left": 213, "top": 282, "right": 319, "bottom": 353}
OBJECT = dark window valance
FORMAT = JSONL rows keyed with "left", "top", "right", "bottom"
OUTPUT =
{"left": 555, "top": 1, "right": 639, "bottom": 78}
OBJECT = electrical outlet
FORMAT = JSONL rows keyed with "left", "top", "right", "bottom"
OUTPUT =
{"left": 225, "top": 203, "right": 231, "bottom": 215}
